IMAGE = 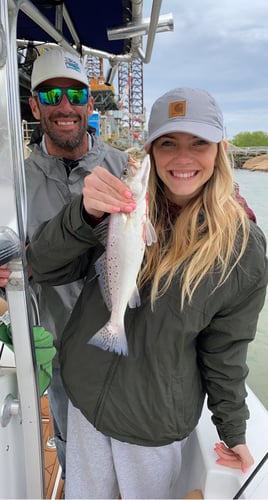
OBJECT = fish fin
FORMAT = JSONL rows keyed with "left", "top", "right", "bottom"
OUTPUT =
{"left": 88, "top": 321, "right": 128, "bottom": 356}
{"left": 128, "top": 285, "right": 141, "bottom": 308}
{"left": 145, "top": 219, "right": 157, "bottom": 246}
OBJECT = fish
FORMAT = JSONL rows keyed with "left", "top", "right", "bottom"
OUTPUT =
{"left": 88, "top": 153, "right": 157, "bottom": 356}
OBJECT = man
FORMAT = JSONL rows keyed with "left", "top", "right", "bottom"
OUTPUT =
{"left": 25, "top": 47, "right": 128, "bottom": 479}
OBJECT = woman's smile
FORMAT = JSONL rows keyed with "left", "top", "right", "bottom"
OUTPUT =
{"left": 170, "top": 169, "right": 199, "bottom": 179}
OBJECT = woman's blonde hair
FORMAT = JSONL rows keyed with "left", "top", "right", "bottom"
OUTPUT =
{"left": 138, "top": 142, "right": 250, "bottom": 308}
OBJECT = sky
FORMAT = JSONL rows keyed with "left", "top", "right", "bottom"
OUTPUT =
{"left": 142, "top": 0, "right": 268, "bottom": 140}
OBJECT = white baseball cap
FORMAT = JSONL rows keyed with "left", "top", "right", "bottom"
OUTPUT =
{"left": 31, "top": 48, "right": 89, "bottom": 90}
{"left": 145, "top": 87, "right": 224, "bottom": 148}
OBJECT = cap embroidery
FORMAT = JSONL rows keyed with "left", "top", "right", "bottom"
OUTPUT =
{"left": 169, "top": 100, "right": 186, "bottom": 118}
{"left": 64, "top": 56, "right": 82, "bottom": 74}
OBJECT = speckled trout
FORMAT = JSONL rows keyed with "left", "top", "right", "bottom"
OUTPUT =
{"left": 88, "top": 154, "right": 157, "bottom": 356}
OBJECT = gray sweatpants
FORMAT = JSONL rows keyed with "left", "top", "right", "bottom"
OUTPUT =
{"left": 65, "top": 401, "right": 187, "bottom": 499}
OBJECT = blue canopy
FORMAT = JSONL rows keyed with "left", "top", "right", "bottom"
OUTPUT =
{"left": 17, "top": 0, "right": 131, "bottom": 55}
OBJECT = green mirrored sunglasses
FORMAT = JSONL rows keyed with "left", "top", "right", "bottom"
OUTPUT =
{"left": 33, "top": 87, "right": 89, "bottom": 106}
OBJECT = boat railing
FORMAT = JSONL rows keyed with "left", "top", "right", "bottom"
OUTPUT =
{"left": 22, "top": 120, "right": 39, "bottom": 158}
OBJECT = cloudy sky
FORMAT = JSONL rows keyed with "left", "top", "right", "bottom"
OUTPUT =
{"left": 142, "top": 0, "right": 268, "bottom": 139}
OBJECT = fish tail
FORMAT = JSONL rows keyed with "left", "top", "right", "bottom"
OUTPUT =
{"left": 88, "top": 321, "right": 128, "bottom": 356}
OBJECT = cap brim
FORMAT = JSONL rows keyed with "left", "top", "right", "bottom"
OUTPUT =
{"left": 144, "top": 121, "right": 223, "bottom": 148}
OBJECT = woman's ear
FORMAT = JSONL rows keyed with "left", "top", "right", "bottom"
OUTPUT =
{"left": 222, "top": 139, "right": 228, "bottom": 151}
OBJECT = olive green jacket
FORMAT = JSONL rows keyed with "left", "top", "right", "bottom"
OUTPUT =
{"left": 27, "top": 195, "right": 268, "bottom": 448}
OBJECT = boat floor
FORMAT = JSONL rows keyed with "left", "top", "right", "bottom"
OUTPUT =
{"left": 41, "top": 395, "right": 65, "bottom": 499}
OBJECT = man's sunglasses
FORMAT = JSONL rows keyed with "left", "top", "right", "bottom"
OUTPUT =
{"left": 33, "top": 87, "right": 89, "bottom": 106}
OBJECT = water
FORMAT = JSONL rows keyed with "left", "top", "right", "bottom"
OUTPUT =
{"left": 234, "top": 169, "right": 268, "bottom": 409}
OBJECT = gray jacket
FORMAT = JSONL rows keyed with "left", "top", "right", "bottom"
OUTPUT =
{"left": 27, "top": 196, "right": 268, "bottom": 448}
{"left": 25, "top": 135, "right": 128, "bottom": 362}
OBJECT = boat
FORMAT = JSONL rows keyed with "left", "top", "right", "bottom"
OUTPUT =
{"left": 178, "top": 387, "right": 268, "bottom": 499}
{"left": 0, "top": 1, "right": 267, "bottom": 498}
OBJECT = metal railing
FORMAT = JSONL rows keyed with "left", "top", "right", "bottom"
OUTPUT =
{"left": 22, "top": 120, "right": 39, "bottom": 158}
{"left": 22, "top": 120, "right": 38, "bottom": 143}
{"left": 229, "top": 146, "right": 268, "bottom": 156}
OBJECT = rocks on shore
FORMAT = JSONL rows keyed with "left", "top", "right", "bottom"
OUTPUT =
{"left": 242, "top": 154, "right": 268, "bottom": 171}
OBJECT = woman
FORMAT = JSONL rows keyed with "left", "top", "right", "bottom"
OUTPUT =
{"left": 27, "top": 87, "right": 268, "bottom": 499}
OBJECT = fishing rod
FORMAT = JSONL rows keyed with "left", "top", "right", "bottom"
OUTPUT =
{"left": 233, "top": 452, "right": 268, "bottom": 499}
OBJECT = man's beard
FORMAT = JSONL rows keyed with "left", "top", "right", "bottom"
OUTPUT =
{"left": 41, "top": 115, "right": 87, "bottom": 151}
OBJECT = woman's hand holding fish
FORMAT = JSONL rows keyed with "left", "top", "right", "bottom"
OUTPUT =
{"left": 83, "top": 166, "right": 136, "bottom": 218}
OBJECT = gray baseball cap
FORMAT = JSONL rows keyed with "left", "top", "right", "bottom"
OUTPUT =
{"left": 144, "top": 87, "right": 224, "bottom": 148}
{"left": 31, "top": 48, "right": 89, "bottom": 90}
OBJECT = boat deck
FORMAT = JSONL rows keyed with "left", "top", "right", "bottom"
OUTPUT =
{"left": 41, "top": 395, "right": 64, "bottom": 499}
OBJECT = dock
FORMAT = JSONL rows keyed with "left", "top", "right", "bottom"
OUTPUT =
{"left": 228, "top": 145, "right": 268, "bottom": 168}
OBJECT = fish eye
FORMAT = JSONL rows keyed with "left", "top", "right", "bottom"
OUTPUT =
{"left": 121, "top": 167, "right": 129, "bottom": 179}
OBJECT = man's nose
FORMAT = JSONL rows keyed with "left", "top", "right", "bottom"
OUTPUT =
{"left": 57, "top": 94, "right": 74, "bottom": 110}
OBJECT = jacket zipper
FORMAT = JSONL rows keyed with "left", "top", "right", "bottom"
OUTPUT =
{"left": 93, "top": 354, "right": 121, "bottom": 427}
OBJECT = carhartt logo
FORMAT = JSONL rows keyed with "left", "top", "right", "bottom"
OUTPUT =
{"left": 169, "top": 100, "right": 186, "bottom": 118}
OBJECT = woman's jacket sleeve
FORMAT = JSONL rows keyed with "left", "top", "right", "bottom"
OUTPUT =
{"left": 26, "top": 195, "right": 102, "bottom": 285}
{"left": 197, "top": 222, "right": 268, "bottom": 448}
